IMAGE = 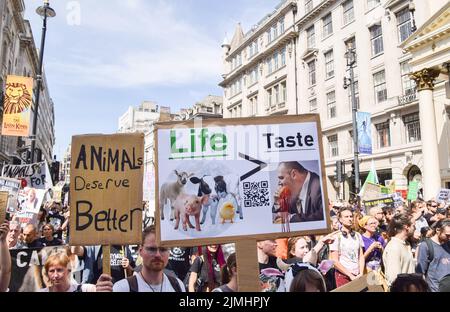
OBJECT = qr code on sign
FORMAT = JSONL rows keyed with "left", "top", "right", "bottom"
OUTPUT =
{"left": 243, "top": 181, "right": 270, "bottom": 208}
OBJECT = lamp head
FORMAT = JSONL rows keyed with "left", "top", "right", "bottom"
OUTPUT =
{"left": 36, "top": 1, "right": 56, "bottom": 18}
{"left": 408, "top": 1, "right": 416, "bottom": 12}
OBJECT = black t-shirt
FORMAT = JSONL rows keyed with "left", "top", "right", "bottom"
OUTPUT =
{"left": 109, "top": 245, "right": 136, "bottom": 284}
{"left": 190, "top": 255, "right": 221, "bottom": 292}
{"left": 258, "top": 255, "right": 278, "bottom": 272}
{"left": 46, "top": 212, "right": 65, "bottom": 239}
{"left": 39, "top": 237, "right": 64, "bottom": 246}
{"left": 26, "top": 239, "right": 44, "bottom": 248}
{"left": 166, "top": 247, "right": 192, "bottom": 281}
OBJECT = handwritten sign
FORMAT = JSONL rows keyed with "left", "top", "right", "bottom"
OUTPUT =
{"left": 437, "top": 189, "right": 450, "bottom": 203}
{"left": 0, "top": 177, "right": 20, "bottom": 213}
{"left": 1, "top": 162, "right": 53, "bottom": 189}
{"left": 0, "top": 191, "right": 8, "bottom": 224}
{"left": 69, "top": 133, "right": 144, "bottom": 245}
{"left": 362, "top": 182, "right": 382, "bottom": 201}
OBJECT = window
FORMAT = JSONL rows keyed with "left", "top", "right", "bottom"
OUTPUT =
{"left": 273, "top": 51, "right": 279, "bottom": 71}
{"left": 305, "top": 0, "right": 314, "bottom": 13}
{"left": 370, "top": 24, "right": 384, "bottom": 56}
{"left": 342, "top": 0, "right": 354, "bottom": 25}
{"left": 267, "top": 57, "right": 273, "bottom": 74}
{"left": 267, "top": 29, "right": 272, "bottom": 43}
{"left": 348, "top": 80, "right": 360, "bottom": 110}
{"left": 272, "top": 24, "right": 278, "bottom": 41}
{"left": 328, "top": 134, "right": 339, "bottom": 157}
{"left": 396, "top": 8, "right": 412, "bottom": 42}
{"left": 267, "top": 89, "right": 273, "bottom": 107}
{"left": 249, "top": 95, "right": 258, "bottom": 116}
{"left": 281, "top": 47, "right": 286, "bottom": 67}
{"left": 279, "top": 18, "right": 285, "bottom": 34}
{"left": 310, "top": 98, "right": 317, "bottom": 112}
{"left": 376, "top": 121, "right": 390, "bottom": 148}
{"left": 274, "top": 85, "right": 280, "bottom": 105}
{"left": 367, "top": 0, "right": 380, "bottom": 10}
{"left": 373, "top": 70, "right": 387, "bottom": 104}
{"left": 206, "top": 107, "right": 213, "bottom": 113}
{"left": 281, "top": 81, "right": 286, "bottom": 104}
{"left": 308, "top": 60, "right": 316, "bottom": 86}
{"left": 327, "top": 91, "right": 336, "bottom": 119}
{"left": 324, "top": 50, "right": 334, "bottom": 79}
{"left": 306, "top": 25, "right": 315, "bottom": 48}
{"left": 249, "top": 66, "right": 259, "bottom": 85}
{"left": 266, "top": 81, "right": 287, "bottom": 110}
{"left": 322, "top": 13, "right": 333, "bottom": 38}
{"left": 400, "top": 61, "right": 416, "bottom": 96}
{"left": 404, "top": 113, "right": 421, "bottom": 143}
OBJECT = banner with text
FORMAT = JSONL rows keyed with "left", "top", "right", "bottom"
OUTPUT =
{"left": 356, "top": 112, "right": 372, "bottom": 155}
{"left": 1, "top": 75, "right": 33, "bottom": 136}
{"left": 1, "top": 161, "right": 53, "bottom": 190}
{"left": 69, "top": 133, "right": 144, "bottom": 245}
{"left": 156, "top": 115, "right": 329, "bottom": 246}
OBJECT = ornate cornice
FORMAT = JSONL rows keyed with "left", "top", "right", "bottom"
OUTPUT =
{"left": 409, "top": 68, "right": 440, "bottom": 91}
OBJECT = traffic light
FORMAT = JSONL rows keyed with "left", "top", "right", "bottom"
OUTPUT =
{"left": 351, "top": 161, "right": 355, "bottom": 177}
{"left": 335, "top": 160, "right": 343, "bottom": 183}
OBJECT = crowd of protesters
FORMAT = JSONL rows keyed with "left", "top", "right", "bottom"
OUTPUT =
{"left": 0, "top": 192, "right": 449, "bottom": 292}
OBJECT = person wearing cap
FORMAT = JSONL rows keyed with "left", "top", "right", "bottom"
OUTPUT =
{"left": 359, "top": 216, "right": 386, "bottom": 273}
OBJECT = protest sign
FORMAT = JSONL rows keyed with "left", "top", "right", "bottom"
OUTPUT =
{"left": 361, "top": 182, "right": 382, "bottom": 201}
{"left": 155, "top": 115, "right": 330, "bottom": 247}
{"left": 363, "top": 197, "right": 394, "bottom": 208}
{"left": 1, "top": 161, "right": 53, "bottom": 189}
{"left": 436, "top": 188, "right": 450, "bottom": 203}
{"left": 1, "top": 75, "right": 33, "bottom": 137}
{"left": 332, "top": 274, "right": 385, "bottom": 292}
{"left": 385, "top": 180, "right": 396, "bottom": 194}
{"left": 0, "top": 177, "right": 20, "bottom": 213}
{"left": 0, "top": 191, "right": 8, "bottom": 223}
{"left": 407, "top": 181, "right": 419, "bottom": 201}
{"left": 69, "top": 133, "right": 144, "bottom": 246}
{"left": 8, "top": 246, "right": 82, "bottom": 292}
{"left": 52, "top": 184, "right": 63, "bottom": 203}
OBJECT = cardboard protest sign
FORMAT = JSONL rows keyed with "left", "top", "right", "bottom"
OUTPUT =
{"left": 407, "top": 181, "right": 419, "bottom": 201}
{"left": 0, "top": 177, "right": 20, "bottom": 213}
{"left": 69, "top": 133, "right": 144, "bottom": 246}
{"left": 0, "top": 191, "right": 8, "bottom": 224}
{"left": 385, "top": 180, "right": 396, "bottom": 194}
{"left": 155, "top": 115, "right": 330, "bottom": 246}
{"left": 361, "top": 182, "right": 382, "bottom": 201}
{"left": 332, "top": 274, "right": 385, "bottom": 292}
{"left": 52, "top": 184, "right": 63, "bottom": 203}
{"left": 437, "top": 188, "right": 450, "bottom": 203}
{"left": 1, "top": 161, "right": 53, "bottom": 189}
{"left": 1, "top": 75, "right": 33, "bottom": 137}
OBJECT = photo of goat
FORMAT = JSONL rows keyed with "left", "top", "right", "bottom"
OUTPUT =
{"left": 159, "top": 170, "right": 193, "bottom": 221}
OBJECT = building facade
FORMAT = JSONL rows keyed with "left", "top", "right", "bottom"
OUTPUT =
{"left": 60, "top": 144, "right": 70, "bottom": 183}
{"left": 175, "top": 95, "right": 223, "bottom": 121}
{"left": 0, "top": 0, "right": 55, "bottom": 165}
{"left": 220, "top": 0, "right": 449, "bottom": 201}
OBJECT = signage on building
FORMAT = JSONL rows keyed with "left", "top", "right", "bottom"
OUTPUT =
{"left": 1, "top": 75, "right": 33, "bottom": 137}
{"left": 155, "top": 115, "right": 330, "bottom": 246}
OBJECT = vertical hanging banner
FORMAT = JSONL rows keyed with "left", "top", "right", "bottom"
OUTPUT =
{"left": 155, "top": 115, "right": 330, "bottom": 247}
{"left": 69, "top": 133, "right": 144, "bottom": 246}
{"left": 1, "top": 75, "right": 33, "bottom": 136}
{"left": 1, "top": 161, "right": 53, "bottom": 189}
{"left": 356, "top": 112, "right": 372, "bottom": 155}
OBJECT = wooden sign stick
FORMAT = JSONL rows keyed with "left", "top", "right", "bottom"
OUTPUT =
{"left": 103, "top": 245, "right": 111, "bottom": 276}
{"left": 122, "top": 246, "right": 127, "bottom": 278}
{"left": 236, "top": 240, "right": 260, "bottom": 292}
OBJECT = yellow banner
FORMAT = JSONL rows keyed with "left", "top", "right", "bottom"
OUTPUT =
{"left": 1, "top": 75, "right": 33, "bottom": 136}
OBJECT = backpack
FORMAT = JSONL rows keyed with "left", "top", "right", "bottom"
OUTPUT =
{"left": 183, "top": 255, "right": 206, "bottom": 292}
{"left": 423, "top": 239, "right": 435, "bottom": 275}
{"left": 126, "top": 274, "right": 182, "bottom": 292}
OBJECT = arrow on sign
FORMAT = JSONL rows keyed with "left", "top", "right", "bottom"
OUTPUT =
{"left": 238, "top": 153, "right": 268, "bottom": 181}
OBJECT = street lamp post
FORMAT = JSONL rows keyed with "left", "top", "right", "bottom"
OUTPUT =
{"left": 344, "top": 43, "right": 360, "bottom": 197}
{"left": 29, "top": 0, "right": 56, "bottom": 164}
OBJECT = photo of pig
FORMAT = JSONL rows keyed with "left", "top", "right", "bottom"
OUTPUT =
{"left": 173, "top": 194, "right": 208, "bottom": 231}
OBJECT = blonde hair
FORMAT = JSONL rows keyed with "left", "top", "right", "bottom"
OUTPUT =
{"left": 44, "top": 252, "right": 71, "bottom": 275}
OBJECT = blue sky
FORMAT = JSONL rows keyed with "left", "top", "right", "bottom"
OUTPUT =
{"left": 24, "top": 0, "right": 281, "bottom": 159}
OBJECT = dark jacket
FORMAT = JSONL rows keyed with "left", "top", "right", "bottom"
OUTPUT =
{"left": 289, "top": 172, "right": 324, "bottom": 222}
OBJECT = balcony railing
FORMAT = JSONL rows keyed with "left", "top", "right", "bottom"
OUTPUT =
{"left": 398, "top": 91, "right": 417, "bottom": 105}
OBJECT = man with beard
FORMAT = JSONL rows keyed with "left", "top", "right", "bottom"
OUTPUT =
{"left": 6, "top": 221, "right": 24, "bottom": 249}
{"left": 109, "top": 226, "right": 185, "bottom": 292}
{"left": 383, "top": 213, "right": 416, "bottom": 287}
